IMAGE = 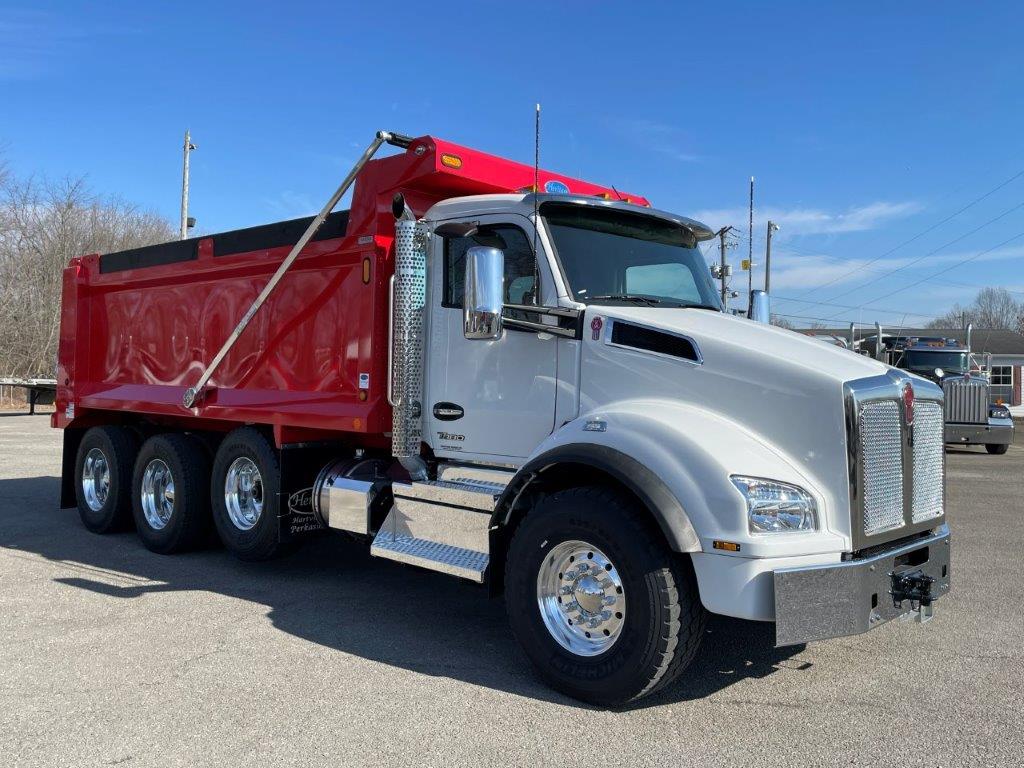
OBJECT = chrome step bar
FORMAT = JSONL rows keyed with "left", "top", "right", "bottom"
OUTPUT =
{"left": 436, "top": 463, "right": 516, "bottom": 488}
{"left": 370, "top": 471, "right": 512, "bottom": 582}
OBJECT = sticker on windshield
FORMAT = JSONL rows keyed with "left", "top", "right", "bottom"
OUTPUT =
{"left": 544, "top": 179, "right": 570, "bottom": 194}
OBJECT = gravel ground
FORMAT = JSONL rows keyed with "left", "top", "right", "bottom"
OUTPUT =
{"left": 1, "top": 413, "right": 1021, "bottom": 767}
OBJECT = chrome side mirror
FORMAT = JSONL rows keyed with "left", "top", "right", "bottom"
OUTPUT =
{"left": 749, "top": 289, "right": 771, "bottom": 324}
{"left": 463, "top": 246, "right": 504, "bottom": 340}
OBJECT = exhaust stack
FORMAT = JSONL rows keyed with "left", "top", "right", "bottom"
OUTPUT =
{"left": 390, "top": 201, "right": 428, "bottom": 481}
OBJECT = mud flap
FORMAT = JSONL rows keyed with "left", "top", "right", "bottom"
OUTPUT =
{"left": 60, "top": 428, "right": 85, "bottom": 509}
{"left": 277, "top": 444, "right": 336, "bottom": 542}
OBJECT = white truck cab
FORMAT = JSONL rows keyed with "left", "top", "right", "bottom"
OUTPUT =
{"left": 363, "top": 192, "right": 951, "bottom": 704}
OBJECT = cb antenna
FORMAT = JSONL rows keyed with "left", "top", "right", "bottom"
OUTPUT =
{"left": 532, "top": 103, "right": 541, "bottom": 301}
{"left": 534, "top": 102, "right": 541, "bottom": 196}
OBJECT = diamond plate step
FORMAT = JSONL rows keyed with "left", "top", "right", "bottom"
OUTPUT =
{"left": 395, "top": 479, "right": 504, "bottom": 512}
{"left": 436, "top": 463, "right": 515, "bottom": 488}
{"left": 370, "top": 479, "right": 497, "bottom": 582}
{"left": 370, "top": 533, "right": 489, "bottom": 582}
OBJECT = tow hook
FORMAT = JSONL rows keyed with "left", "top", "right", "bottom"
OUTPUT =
{"left": 890, "top": 569, "right": 936, "bottom": 623}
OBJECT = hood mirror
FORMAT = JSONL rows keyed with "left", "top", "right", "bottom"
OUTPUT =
{"left": 749, "top": 289, "right": 771, "bottom": 324}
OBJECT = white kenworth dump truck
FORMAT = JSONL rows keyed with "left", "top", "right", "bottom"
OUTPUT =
{"left": 57, "top": 133, "right": 951, "bottom": 706}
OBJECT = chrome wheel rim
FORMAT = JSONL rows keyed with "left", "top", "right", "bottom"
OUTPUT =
{"left": 82, "top": 448, "right": 110, "bottom": 512}
{"left": 224, "top": 457, "right": 263, "bottom": 531}
{"left": 140, "top": 459, "right": 175, "bottom": 530}
{"left": 536, "top": 539, "right": 626, "bottom": 657}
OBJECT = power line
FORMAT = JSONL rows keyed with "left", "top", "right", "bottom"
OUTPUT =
{"left": 726, "top": 232, "right": 1024, "bottom": 299}
{"left": 771, "top": 311, "right": 937, "bottom": 327}
{"left": 820, "top": 229, "right": 1024, "bottom": 321}
{"left": 772, "top": 294, "right": 937, "bottom": 319}
{"left": 768, "top": 244, "right": 1024, "bottom": 298}
{"left": 790, "top": 166, "right": 1024, "bottom": 299}
{"left": 815, "top": 199, "right": 1024, "bottom": 301}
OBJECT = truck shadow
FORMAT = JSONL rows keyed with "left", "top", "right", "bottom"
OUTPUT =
{"left": 0, "top": 475, "right": 809, "bottom": 710}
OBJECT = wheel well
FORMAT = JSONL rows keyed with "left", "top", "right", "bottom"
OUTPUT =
{"left": 488, "top": 461, "right": 679, "bottom": 596}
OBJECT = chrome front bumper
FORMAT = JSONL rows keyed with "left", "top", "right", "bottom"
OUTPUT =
{"left": 774, "top": 524, "right": 951, "bottom": 647}
{"left": 945, "top": 419, "right": 1014, "bottom": 445}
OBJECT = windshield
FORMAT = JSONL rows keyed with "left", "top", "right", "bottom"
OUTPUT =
{"left": 541, "top": 202, "right": 721, "bottom": 309}
{"left": 906, "top": 350, "right": 968, "bottom": 373}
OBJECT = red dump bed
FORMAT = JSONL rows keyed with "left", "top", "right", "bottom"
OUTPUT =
{"left": 53, "top": 135, "right": 647, "bottom": 444}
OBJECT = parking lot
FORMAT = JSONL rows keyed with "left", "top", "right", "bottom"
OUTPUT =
{"left": 0, "top": 412, "right": 1021, "bottom": 767}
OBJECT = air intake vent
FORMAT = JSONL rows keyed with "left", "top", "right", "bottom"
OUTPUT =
{"left": 610, "top": 323, "right": 699, "bottom": 362}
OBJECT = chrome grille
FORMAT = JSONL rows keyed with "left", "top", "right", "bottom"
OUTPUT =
{"left": 943, "top": 377, "right": 988, "bottom": 424}
{"left": 912, "top": 401, "right": 944, "bottom": 523}
{"left": 859, "top": 401, "right": 904, "bottom": 536}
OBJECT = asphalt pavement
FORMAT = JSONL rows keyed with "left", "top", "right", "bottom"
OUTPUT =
{"left": 1, "top": 412, "right": 1021, "bottom": 767}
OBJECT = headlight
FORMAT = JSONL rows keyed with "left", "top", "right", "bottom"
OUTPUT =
{"left": 730, "top": 476, "right": 818, "bottom": 534}
{"left": 990, "top": 405, "right": 1011, "bottom": 419}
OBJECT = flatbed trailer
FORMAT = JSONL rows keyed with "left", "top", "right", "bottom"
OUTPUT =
{"left": 0, "top": 378, "right": 57, "bottom": 414}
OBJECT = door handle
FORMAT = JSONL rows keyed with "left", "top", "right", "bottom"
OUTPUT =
{"left": 433, "top": 402, "right": 464, "bottom": 421}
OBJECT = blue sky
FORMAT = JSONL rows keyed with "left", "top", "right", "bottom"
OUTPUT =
{"left": 2, "top": 1, "right": 1022, "bottom": 327}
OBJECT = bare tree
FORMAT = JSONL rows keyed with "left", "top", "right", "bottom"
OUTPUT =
{"left": 0, "top": 169, "right": 174, "bottom": 377}
{"left": 927, "top": 287, "right": 1024, "bottom": 331}
{"left": 770, "top": 314, "right": 794, "bottom": 329}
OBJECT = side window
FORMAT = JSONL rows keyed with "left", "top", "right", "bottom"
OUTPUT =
{"left": 443, "top": 225, "right": 537, "bottom": 308}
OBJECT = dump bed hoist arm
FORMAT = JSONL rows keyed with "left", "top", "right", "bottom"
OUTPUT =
{"left": 182, "top": 130, "right": 412, "bottom": 408}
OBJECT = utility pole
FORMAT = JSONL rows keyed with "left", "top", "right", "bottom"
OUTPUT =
{"left": 747, "top": 176, "right": 754, "bottom": 310}
{"left": 764, "top": 220, "right": 779, "bottom": 292}
{"left": 717, "top": 226, "right": 733, "bottom": 305}
{"left": 180, "top": 130, "right": 196, "bottom": 240}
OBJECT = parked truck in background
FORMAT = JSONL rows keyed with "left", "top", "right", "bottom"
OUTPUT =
{"left": 864, "top": 328, "right": 1014, "bottom": 454}
{"left": 53, "top": 130, "right": 951, "bottom": 705}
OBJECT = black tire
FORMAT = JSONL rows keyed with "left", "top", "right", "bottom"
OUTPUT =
{"left": 131, "top": 433, "right": 211, "bottom": 554}
{"left": 210, "top": 427, "right": 283, "bottom": 561}
{"left": 74, "top": 425, "right": 139, "bottom": 533}
{"left": 986, "top": 443, "right": 1009, "bottom": 455}
{"left": 504, "top": 486, "right": 706, "bottom": 707}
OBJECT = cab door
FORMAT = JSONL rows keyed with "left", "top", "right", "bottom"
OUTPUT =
{"left": 425, "top": 217, "right": 558, "bottom": 462}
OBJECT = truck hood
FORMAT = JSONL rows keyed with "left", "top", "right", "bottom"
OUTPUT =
{"left": 577, "top": 307, "right": 891, "bottom": 537}
{"left": 596, "top": 306, "right": 888, "bottom": 384}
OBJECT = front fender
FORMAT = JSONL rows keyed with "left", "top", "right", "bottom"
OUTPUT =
{"left": 496, "top": 440, "right": 702, "bottom": 552}
{"left": 501, "top": 399, "right": 847, "bottom": 559}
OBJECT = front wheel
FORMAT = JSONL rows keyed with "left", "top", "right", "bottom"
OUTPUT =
{"left": 986, "top": 443, "right": 1009, "bottom": 455}
{"left": 504, "top": 486, "right": 705, "bottom": 707}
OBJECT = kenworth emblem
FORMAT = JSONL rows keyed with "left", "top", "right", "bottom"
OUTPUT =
{"left": 902, "top": 381, "right": 915, "bottom": 426}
